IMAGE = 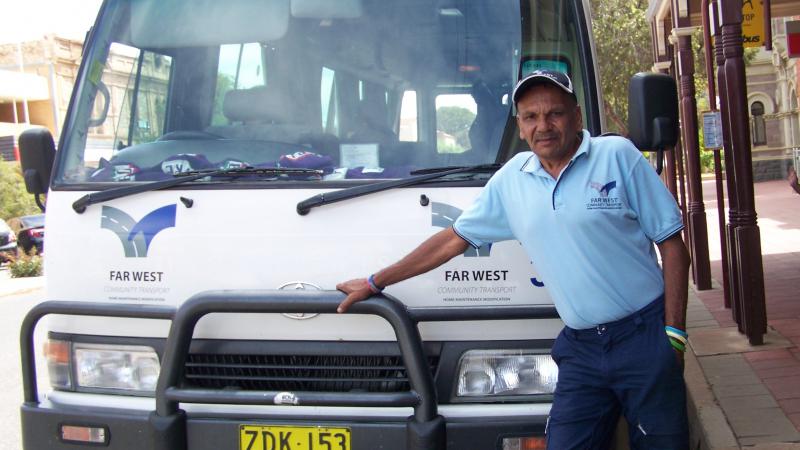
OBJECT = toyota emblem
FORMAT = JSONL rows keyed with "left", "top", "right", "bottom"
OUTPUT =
{"left": 278, "top": 281, "right": 322, "bottom": 319}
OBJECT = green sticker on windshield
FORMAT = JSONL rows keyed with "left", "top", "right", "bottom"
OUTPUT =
{"left": 88, "top": 60, "right": 103, "bottom": 86}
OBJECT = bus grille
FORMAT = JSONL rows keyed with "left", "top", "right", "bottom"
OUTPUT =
{"left": 183, "top": 353, "right": 439, "bottom": 392}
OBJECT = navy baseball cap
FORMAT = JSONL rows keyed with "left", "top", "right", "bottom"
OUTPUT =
{"left": 512, "top": 69, "right": 576, "bottom": 104}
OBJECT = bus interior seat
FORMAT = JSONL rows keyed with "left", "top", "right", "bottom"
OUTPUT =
{"left": 439, "top": 80, "right": 508, "bottom": 166}
{"left": 347, "top": 99, "right": 397, "bottom": 143}
{"left": 207, "top": 86, "right": 313, "bottom": 144}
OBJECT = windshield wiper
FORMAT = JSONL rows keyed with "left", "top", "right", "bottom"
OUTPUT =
{"left": 296, "top": 163, "right": 501, "bottom": 215}
{"left": 409, "top": 164, "right": 501, "bottom": 175}
{"left": 72, "top": 167, "right": 323, "bottom": 213}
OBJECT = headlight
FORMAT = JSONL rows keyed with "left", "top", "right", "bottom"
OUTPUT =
{"left": 455, "top": 350, "right": 558, "bottom": 398}
{"left": 74, "top": 343, "right": 160, "bottom": 392}
{"left": 44, "top": 339, "right": 160, "bottom": 393}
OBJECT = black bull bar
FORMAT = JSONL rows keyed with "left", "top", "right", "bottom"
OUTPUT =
{"left": 20, "top": 290, "right": 559, "bottom": 450}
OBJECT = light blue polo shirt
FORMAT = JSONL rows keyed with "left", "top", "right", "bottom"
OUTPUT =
{"left": 453, "top": 130, "right": 684, "bottom": 330}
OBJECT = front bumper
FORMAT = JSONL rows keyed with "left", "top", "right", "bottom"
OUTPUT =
{"left": 21, "top": 293, "right": 559, "bottom": 450}
{"left": 22, "top": 401, "right": 547, "bottom": 449}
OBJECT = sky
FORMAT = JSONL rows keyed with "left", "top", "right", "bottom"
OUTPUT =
{"left": 0, "top": 0, "right": 103, "bottom": 44}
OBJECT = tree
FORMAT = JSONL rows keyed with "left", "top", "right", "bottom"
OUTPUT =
{"left": 437, "top": 106, "right": 476, "bottom": 149}
{"left": 590, "top": 0, "right": 652, "bottom": 135}
{"left": 692, "top": 29, "right": 757, "bottom": 173}
{"left": 0, "top": 161, "right": 39, "bottom": 220}
{"left": 591, "top": 1, "right": 760, "bottom": 169}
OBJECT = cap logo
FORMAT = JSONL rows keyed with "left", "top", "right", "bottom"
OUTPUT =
{"left": 531, "top": 70, "right": 555, "bottom": 81}
{"left": 512, "top": 69, "right": 574, "bottom": 103}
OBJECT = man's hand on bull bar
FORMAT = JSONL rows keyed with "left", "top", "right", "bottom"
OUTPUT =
{"left": 336, "top": 279, "right": 375, "bottom": 313}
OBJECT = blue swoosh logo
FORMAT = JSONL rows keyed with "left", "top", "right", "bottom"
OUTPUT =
{"left": 601, "top": 181, "right": 617, "bottom": 197}
{"left": 431, "top": 202, "right": 491, "bottom": 257}
{"left": 101, "top": 204, "right": 177, "bottom": 257}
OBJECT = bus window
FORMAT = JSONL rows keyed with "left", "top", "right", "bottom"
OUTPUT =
{"left": 321, "top": 67, "right": 339, "bottom": 135}
{"left": 399, "top": 90, "right": 418, "bottom": 142}
{"left": 436, "top": 94, "right": 477, "bottom": 154}
{"left": 112, "top": 45, "right": 172, "bottom": 153}
{"left": 212, "top": 43, "right": 266, "bottom": 125}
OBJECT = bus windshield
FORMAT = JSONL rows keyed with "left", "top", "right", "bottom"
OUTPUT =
{"left": 55, "top": 0, "right": 593, "bottom": 185}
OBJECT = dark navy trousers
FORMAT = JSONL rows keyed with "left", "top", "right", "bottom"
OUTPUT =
{"left": 546, "top": 298, "right": 689, "bottom": 450}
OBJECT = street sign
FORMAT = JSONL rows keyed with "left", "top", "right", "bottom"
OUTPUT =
{"left": 702, "top": 111, "right": 723, "bottom": 150}
{"left": 787, "top": 21, "right": 800, "bottom": 58}
{"left": 741, "top": 0, "right": 764, "bottom": 48}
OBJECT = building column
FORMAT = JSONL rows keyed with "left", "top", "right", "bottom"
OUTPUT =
{"left": 653, "top": 61, "right": 679, "bottom": 200}
{"left": 669, "top": 59, "right": 690, "bottom": 243}
{"left": 703, "top": 0, "right": 732, "bottom": 311}
{"left": 672, "top": 26, "right": 713, "bottom": 290}
{"left": 675, "top": 137, "right": 689, "bottom": 244}
{"left": 774, "top": 52, "right": 795, "bottom": 173}
{"left": 719, "top": 0, "right": 767, "bottom": 345}
{"left": 713, "top": 4, "right": 739, "bottom": 316}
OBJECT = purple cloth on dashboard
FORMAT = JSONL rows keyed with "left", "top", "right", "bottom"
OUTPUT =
{"left": 134, "top": 153, "right": 215, "bottom": 181}
{"left": 158, "top": 153, "right": 214, "bottom": 174}
{"left": 215, "top": 158, "right": 251, "bottom": 170}
{"left": 90, "top": 159, "right": 141, "bottom": 181}
{"left": 279, "top": 151, "right": 334, "bottom": 170}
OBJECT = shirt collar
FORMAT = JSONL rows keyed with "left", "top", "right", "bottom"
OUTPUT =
{"left": 520, "top": 129, "right": 591, "bottom": 175}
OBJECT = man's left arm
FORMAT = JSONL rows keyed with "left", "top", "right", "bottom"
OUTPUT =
{"left": 657, "top": 233, "right": 691, "bottom": 336}
{"left": 620, "top": 144, "right": 691, "bottom": 336}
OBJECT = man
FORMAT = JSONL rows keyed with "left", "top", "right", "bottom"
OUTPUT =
{"left": 337, "top": 70, "right": 691, "bottom": 449}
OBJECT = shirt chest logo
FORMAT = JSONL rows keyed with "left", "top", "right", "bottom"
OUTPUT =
{"left": 586, "top": 180, "right": 622, "bottom": 210}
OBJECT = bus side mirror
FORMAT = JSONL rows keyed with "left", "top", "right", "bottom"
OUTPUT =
{"left": 19, "top": 128, "right": 56, "bottom": 196}
{"left": 627, "top": 72, "right": 679, "bottom": 174}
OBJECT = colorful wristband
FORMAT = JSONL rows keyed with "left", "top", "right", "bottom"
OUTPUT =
{"left": 665, "top": 326, "right": 688, "bottom": 338}
{"left": 367, "top": 274, "right": 384, "bottom": 294}
{"left": 666, "top": 329, "right": 688, "bottom": 345}
{"left": 669, "top": 337, "right": 686, "bottom": 352}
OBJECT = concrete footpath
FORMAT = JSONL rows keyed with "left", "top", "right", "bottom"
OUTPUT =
{"left": 0, "top": 267, "right": 44, "bottom": 298}
{"left": 686, "top": 179, "right": 800, "bottom": 449}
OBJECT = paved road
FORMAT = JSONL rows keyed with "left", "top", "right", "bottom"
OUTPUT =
{"left": 0, "top": 267, "right": 46, "bottom": 450}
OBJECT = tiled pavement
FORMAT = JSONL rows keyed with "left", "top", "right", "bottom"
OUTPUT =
{"left": 686, "top": 179, "right": 800, "bottom": 448}
{"left": 0, "top": 266, "right": 44, "bottom": 297}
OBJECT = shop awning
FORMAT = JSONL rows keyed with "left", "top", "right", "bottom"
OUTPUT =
{"left": 0, "top": 69, "right": 49, "bottom": 102}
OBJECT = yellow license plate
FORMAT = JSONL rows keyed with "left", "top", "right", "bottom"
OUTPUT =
{"left": 240, "top": 425, "right": 351, "bottom": 450}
